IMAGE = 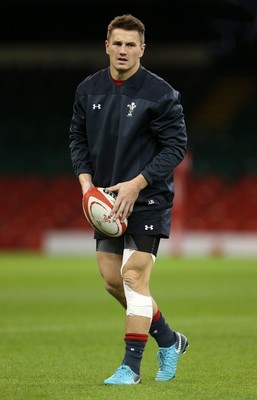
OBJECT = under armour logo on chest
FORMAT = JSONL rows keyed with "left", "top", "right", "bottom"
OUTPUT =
{"left": 93, "top": 104, "right": 101, "bottom": 109}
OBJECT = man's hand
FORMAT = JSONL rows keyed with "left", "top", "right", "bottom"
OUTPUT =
{"left": 107, "top": 174, "right": 148, "bottom": 222}
{"left": 78, "top": 173, "right": 94, "bottom": 195}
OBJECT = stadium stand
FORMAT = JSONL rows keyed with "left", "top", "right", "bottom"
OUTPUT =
{"left": 0, "top": 173, "right": 257, "bottom": 250}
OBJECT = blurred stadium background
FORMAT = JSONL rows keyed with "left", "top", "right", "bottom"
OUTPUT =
{"left": 1, "top": 0, "right": 257, "bottom": 257}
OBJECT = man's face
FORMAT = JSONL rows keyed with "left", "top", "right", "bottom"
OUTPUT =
{"left": 105, "top": 28, "right": 145, "bottom": 78}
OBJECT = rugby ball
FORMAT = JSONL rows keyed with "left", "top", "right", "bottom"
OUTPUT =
{"left": 82, "top": 187, "right": 128, "bottom": 237}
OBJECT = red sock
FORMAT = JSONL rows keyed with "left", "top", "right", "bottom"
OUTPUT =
{"left": 124, "top": 332, "right": 148, "bottom": 342}
{"left": 152, "top": 309, "right": 161, "bottom": 324}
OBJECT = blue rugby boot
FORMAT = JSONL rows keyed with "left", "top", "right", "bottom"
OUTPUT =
{"left": 104, "top": 365, "right": 141, "bottom": 385}
{"left": 155, "top": 332, "right": 189, "bottom": 381}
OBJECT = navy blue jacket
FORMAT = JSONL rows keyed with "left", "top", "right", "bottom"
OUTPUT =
{"left": 69, "top": 65, "right": 187, "bottom": 212}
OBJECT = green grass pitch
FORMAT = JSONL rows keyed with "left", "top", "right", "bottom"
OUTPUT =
{"left": 0, "top": 252, "right": 257, "bottom": 399}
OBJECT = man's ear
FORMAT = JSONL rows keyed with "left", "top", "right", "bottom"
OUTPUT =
{"left": 139, "top": 44, "right": 146, "bottom": 58}
{"left": 105, "top": 40, "right": 109, "bottom": 55}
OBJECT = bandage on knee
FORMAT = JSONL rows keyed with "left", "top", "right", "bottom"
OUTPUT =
{"left": 121, "top": 248, "right": 153, "bottom": 319}
{"left": 124, "top": 282, "right": 152, "bottom": 319}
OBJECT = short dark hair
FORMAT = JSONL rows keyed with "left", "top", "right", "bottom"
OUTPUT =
{"left": 107, "top": 14, "right": 145, "bottom": 44}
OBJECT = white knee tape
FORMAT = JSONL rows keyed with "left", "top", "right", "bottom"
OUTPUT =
{"left": 124, "top": 283, "right": 152, "bottom": 319}
{"left": 121, "top": 248, "right": 153, "bottom": 319}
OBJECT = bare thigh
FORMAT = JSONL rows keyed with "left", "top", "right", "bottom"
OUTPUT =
{"left": 97, "top": 251, "right": 123, "bottom": 288}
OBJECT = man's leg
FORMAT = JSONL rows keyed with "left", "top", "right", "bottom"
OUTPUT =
{"left": 96, "top": 237, "right": 188, "bottom": 383}
{"left": 103, "top": 248, "right": 153, "bottom": 385}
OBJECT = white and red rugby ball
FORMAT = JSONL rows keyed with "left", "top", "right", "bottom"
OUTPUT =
{"left": 82, "top": 187, "right": 128, "bottom": 237}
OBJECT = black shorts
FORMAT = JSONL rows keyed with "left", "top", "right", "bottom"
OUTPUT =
{"left": 94, "top": 208, "right": 172, "bottom": 240}
{"left": 96, "top": 234, "right": 161, "bottom": 256}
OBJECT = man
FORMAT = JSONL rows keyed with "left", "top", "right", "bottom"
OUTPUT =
{"left": 69, "top": 14, "right": 188, "bottom": 385}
